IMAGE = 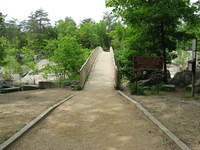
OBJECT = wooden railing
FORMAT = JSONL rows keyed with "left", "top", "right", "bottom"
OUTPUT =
{"left": 79, "top": 47, "right": 103, "bottom": 89}
{"left": 110, "top": 47, "right": 121, "bottom": 89}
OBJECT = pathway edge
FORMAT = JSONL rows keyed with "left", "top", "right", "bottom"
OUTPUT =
{"left": 0, "top": 95, "right": 74, "bottom": 150}
{"left": 118, "top": 91, "right": 191, "bottom": 150}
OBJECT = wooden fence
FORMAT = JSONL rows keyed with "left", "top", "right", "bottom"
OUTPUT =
{"left": 79, "top": 47, "right": 103, "bottom": 89}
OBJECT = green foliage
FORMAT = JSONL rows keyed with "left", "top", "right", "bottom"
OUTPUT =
{"left": 56, "top": 17, "right": 77, "bottom": 37}
{"left": 20, "top": 47, "right": 36, "bottom": 71}
{"left": 96, "top": 21, "right": 109, "bottom": 49}
{"left": 2, "top": 48, "right": 20, "bottom": 80}
{"left": 78, "top": 21, "right": 99, "bottom": 49}
{"left": 43, "top": 39, "right": 58, "bottom": 58}
{"left": 109, "top": 22, "right": 126, "bottom": 50}
{"left": 114, "top": 48, "right": 153, "bottom": 81}
{"left": 0, "top": 12, "right": 5, "bottom": 36}
{"left": 50, "top": 36, "right": 90, "bottom": 79}
{"left": 173, "top": 49, "right": 190, "bottom": 71}
{"left": 0, "top": 9, "right": 115, "bottom": 85}
{"left": 24, "top": 9, "right": 56, "bottom": 55}
{"left": 129, "top": 82, "right": 144, "bottom": 95}
{"left": 0, "top": 37, "right": 9, "bottom": 66}
{"left": 26, "top": 9, "right": 50, "bottom": 33}
{"left": 148, "top": 86, "right": 159, "bottom": 95}
{"left": 2, "top": 46, "right": 37, "bottom": 81}
{"left": 107, "top": 0, "right": 200, "bottom": 82}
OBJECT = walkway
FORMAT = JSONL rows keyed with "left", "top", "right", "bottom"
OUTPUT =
{"left": 6, "top": 51, "right": 179, "bottom": 150}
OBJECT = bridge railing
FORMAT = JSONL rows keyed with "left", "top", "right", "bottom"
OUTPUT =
{"left": 79, "top": 47, "right": 103, "bottom": 89}
{"left": 110, "top": 47, "right": 121, "bottom": 89}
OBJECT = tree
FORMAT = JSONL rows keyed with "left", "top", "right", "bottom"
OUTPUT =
{"left": 2, "top": 45, "right": 38, "bottom": 85}
{"left": 5, "top": 19, "right": 22, "bottom": 46}
{"left": 0, "top": 37, "right": 9, "bottom": 66}
{"left": 81, "top": 18, "right": 94, "bottom": 25}
{"left": 95, "top": 21, "right": 108, "bottom": 49}
{"left": 56, "top": 17, "right": 77, "bottom": 37}
{"left": 78, "top": 21, "right": 99, "bottom": 49}
{"left": 107, "top": 0, "right": 200, "bottom": 82}
{"left": 27, "top": 9, "right": 50, "bottom": 33}
{"left": 50, "top": 36, "right": 88, "bottom": 79}
{"left": 2, "top": 47, "right": 20, "bottom": 80}
{"left": 25, "top": 9, "right": 54, "bottom": 53}
{"left": 109, "top": 22, "right": 126, "bottom": 50}
{"left": 0, "top": 12, "right": 5, "bottom": 36}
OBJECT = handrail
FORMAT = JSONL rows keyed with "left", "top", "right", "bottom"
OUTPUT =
{"left": 110, "top": 47, "right": 117, "bottom": 68}
{"left": 110, "top": 47, "right": 121, "bottom": 89}
{"left": 79, "top": 47, "right": 103, "bottom": 89}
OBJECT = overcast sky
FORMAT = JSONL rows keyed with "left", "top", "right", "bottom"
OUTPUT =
{"left": 0, "top": 0, "right": 198, "bottom": 24}
{"left": 0, "top": 0, "right": 108, "bottom": 24}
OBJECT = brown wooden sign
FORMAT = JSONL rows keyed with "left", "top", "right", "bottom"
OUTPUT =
{"left": 133, "top": 56, "right": 163, "bottom": 70}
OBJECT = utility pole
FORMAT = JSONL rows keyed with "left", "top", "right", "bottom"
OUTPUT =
{"left": 192, "top": 38, "right": 197, "bottom": 97}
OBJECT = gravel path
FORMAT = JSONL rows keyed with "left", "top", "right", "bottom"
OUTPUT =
{"left": 6, "top": 51, "right": 180, "bottom": 150}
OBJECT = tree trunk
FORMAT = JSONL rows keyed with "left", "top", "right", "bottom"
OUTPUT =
{"left": 161, "top": 22, "right": 168, "bottom": 83}
{"left": 163, "top": 48, "right": 167, "bottom": 82}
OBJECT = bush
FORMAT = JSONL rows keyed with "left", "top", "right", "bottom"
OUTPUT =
{"left": 129, "top": 82, "right": 144, "bottom": 95}
{"left": 47, "top": 36, "right": 91, "bottom": 80}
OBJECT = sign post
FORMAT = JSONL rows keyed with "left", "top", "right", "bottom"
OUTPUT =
{"left": 192, "top": 39, "right": 197, "bottom": 97}
{"left": 133, "top": 56, "right": 163, "bottom": 95}
{"left": 133, "top": 56, "right": 163, "bottom": 70}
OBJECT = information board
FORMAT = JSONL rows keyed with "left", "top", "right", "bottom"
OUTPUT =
{"left": 133, "top": 56, "right": 163, "bottom": 70}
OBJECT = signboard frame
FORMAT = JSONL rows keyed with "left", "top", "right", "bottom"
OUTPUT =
{"left": 133, "top": 56, "right": 164, "bottom": 71}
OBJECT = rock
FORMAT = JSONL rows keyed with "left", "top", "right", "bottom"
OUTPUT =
{"left": 185, "top": 79, "right": 200, "bottom": 93}
{"left": 63, "top": 81, "right": 71, "bottom": 87}
{"left": 169, "top": 71, "right": 192, "bottom": 87}
{"left": 39, "top": 81, "right": 55, "bottom": 89}
{"left": 185, "top": 84, "right": 200, "bottom": 93}
{"left": 0, "top": 80, "right": 13, "bottom": 88}
{"left": 71, "top": 80, "right": 80, "bottom": 85}
{"left": 161, "top": 84, "right": 176, "bottom": 92}
{"left": 138, "top": 70, "right": 171, "bottom": 86}
{"left": 169, "top": 71, "right": 200, "bottom": 87}
{"left": 71, "top": 84, "right": 81, "bottom": 91}
{"left": 186, "top": 84, "right": 192, "bottom": 91}
{"left": 0, "top": 87, "right": 20, "bottom": 93}
{"left": 195, "top": 79, "right": 200, "bottom": 87}
{"left": 138, "top": 79, "right": 152, "bottom": 86}
{"left": 62, "top": 80, "right": 80, "bottom": 90}
{"left": 22, "top": 85, "right": 39, "bottom": 91}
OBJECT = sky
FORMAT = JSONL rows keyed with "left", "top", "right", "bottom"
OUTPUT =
{"left": 0, "top": 0, "right": 108, "bottom": 24}
{"left": 0, "top": 0, "right": 198, "bottom": 24}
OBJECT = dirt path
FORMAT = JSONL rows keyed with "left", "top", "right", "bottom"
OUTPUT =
{"left": 6, "top": 51, "right": 180, "bottom": 150}
{"left": 130, "top": 94, "right": 200, "bottom": 150}
{"left": 0, "top": 88, "right": 70, "bottom": 144}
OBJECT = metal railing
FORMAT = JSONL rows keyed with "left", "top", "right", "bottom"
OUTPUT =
{"left": 79, "top": 47, "right": 103, "bottom": 89}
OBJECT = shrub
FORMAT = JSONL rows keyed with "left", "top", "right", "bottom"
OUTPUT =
{"left": 129, "top": 82, "right": 144, "bottom": 95}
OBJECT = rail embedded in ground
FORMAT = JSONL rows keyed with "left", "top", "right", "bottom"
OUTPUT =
{"left": 0, "top": 95, "right": 74, "bottom": 150}
{"left": 80, "top": 47, "right": 102, "bottom": 89}
{"left": 110, "top": 47, "right": 120, "bottom": 89}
